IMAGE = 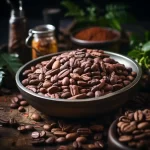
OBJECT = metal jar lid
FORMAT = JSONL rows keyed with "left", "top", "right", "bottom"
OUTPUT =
{"left": 30, "top": 24, "right": 55, "bottom": 34}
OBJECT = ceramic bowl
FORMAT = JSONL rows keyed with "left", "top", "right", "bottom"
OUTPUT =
{"left": 70, "top": 27, "right": 121, "bottom": 52}
{"left": 108, "top": 119, "right": 136, "bottom": 150}
{"left": 15, "top": 51, "right": 142, "bottom": 118}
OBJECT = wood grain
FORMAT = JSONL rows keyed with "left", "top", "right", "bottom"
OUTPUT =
{"left": 0, "top": 92, "right": 150, "bottom": 150}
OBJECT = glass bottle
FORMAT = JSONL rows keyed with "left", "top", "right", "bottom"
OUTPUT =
{"left": 7, "top": 0, "right": 31, "bottom": 62}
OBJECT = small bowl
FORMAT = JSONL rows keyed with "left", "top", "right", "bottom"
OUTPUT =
{"left": 16, "top": 51, "right": 142, "bottom": 118}
{"left": 70, "top": 26, "right": 121, "bottom": 52}
{"left": 108, "top": 119, "right": 136, "bottom": 150}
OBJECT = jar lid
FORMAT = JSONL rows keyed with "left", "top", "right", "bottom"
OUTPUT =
{"left": 31, "top": 24, "right": 55, "bottom": 34}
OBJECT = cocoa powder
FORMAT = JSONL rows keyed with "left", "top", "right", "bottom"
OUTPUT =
{"left": 75, "top": 27, "right": 118, "bottom": 41}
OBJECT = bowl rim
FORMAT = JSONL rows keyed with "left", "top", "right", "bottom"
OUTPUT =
{"left": 16, "top": 50, "right": 142, "bottom": 103}
{"left": 70, "top": 26, "right": 121, "bottom": 44}
{"left": 108, "top": 119, "right": 136, "bottom": 150}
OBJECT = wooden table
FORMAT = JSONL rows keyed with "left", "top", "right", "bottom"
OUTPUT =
{"left": 0, "top": 91, "right": 150, "bottom": 150}
{"left": 0, "top": 93, "right": 59, "bottom": 150}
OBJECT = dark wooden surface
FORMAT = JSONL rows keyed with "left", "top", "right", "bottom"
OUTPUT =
{"left": 0, "top": 91, "right": 150, "bottom": 150}
{"left": 0, "top": 93, "right": 60, "bottom": 150}
{"left": 0, "top": 92, "right": 109, "bottom": 150}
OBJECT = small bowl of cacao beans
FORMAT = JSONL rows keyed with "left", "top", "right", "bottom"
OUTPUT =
{"left": 16, "top": 49, "right": 142, "bottom": 118}
{"left": 108, "top": 109, "right": 150, "bottom": 150}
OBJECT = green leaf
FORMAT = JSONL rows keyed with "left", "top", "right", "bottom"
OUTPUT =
{"left": 128, "top": 30, "right": 150, "bottom": 69}
{"left": 86, "top": 6, "right": 97, "bottom": 22}
{"left": 105, "top": 4, "right": 136, "bottom": 31}
{"left": 144, "top": 56, "right": 149, "bottom": 69}
{"left": 61, "top": 0, "right": 85, "bottom": 19}
{"left": 109, "top": 19, "right": 121, "bottom": 31}
{"left": 128, "top": 49, "right": 143, "bottom": 60}
{"left": 142, "top": 41, "right": 150, "bottom": 51}
{"left": 139, "top": 57, "right": 145, "bottom": 66}
{"left": 0, "top": 53, "right": 23, "bottom": 77}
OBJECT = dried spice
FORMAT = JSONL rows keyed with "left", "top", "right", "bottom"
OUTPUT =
{"left": 75, "top": 27, "right": 118, "bottom": 41}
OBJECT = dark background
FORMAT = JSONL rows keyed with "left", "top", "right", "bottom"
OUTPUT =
{"left": 1, "top": 0, "right": 150, "bottom": 20}
{"left": 0, "top": 0, "right": 150, "bottom": 45}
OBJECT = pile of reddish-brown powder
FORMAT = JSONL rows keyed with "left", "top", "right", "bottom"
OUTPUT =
{"left": 75, "top": 27, "right": 118, "bottom": 41}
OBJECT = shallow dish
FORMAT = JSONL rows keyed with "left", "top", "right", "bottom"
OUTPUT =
{"left": 16, "top": 51, "right": 142, "bottom": 118}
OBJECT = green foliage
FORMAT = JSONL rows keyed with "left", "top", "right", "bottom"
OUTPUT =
{"left": 105, "top": 4, "right": 136, "bottom": 31}
{"left": 142, "top": 41, "right": 150, "bottom": 51}
{"left": 61, "top": 0, "right": 136, "bottom": 31}
{"left": 61, "top": 0, "right": 104, "bottom": 26}
{"left": 0, "top": 52, "right": 23, "bottom": 87}
{"left": 0, "top": 53, "right": 22, "bottom": 76}
{"left": 129, "top": 30, "right": 150, "bottom": 48}
{"left": 128, "top": 34, "right": 150, "bottom": 70}
{"left": 86, "top": 6, "right": 97, "bottom": 22}
{"left": 61, "top": 0, "right": 85, "bottom": 22}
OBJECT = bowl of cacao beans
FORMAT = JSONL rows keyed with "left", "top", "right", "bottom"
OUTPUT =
{"left": 16, "top": 49, "right": 142, "bottom": 118}
{"left": 108, "top": 109, "right": 150, "bottom": 150}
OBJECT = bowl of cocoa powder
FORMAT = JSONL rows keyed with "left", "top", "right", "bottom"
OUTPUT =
{"left": 108, "top": 109, "right": 150, "bottom": 150}
{"left": 71, "top": 26, "right": 121, "bottom": 51}
{"left": 16, "top": 49, "right": 142, "bottom": 118}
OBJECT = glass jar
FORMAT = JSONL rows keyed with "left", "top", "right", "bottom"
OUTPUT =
{"left": 26, "top": 24, "right": 58, "bottom": 59}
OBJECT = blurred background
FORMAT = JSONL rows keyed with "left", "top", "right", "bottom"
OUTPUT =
{"left": 0, "top": 0, "right": 150, "bottom": 45}
{"left": 0, "top": 0, "right": 150, "bottom": 92}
